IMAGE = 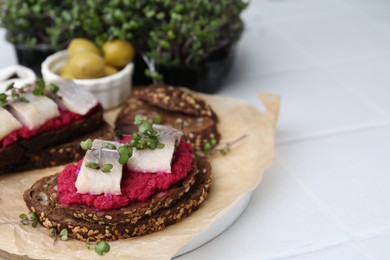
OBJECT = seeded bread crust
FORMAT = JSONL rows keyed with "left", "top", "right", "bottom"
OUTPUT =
{"left": 133, "top": 85, "right": 218, "bottom": 120}
{"left": 23, "top": 154, "right": 212, "bottom": 242}
{"left": 0, "top": 109, "right": 113, "bottom": 174}
{"left": 54, "top": 155, "right": 204, "bottom": 225}
{"left": 115, "top": 86, "right": 220, "bottom": 151}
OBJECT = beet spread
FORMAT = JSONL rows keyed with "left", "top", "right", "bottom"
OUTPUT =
{"left": 57, "top": 141, "right": 193, "bottom": 210}
{"left": 0, "top": 105, "right": 100, "bottom": 149}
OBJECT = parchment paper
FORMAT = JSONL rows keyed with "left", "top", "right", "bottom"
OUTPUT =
{"left": 0, "top": 92, "right": 280, "bottom": 260}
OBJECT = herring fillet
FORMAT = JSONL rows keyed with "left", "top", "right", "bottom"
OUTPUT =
{"left": 127, "top": 125, "right": 183, "bottom": 173}
{"left": 0, "top": 107, "right": 23, "bottom": 140}
{"left": 8, "top": 94, "right": 60, "bottom": 130}
{"left": 54, "top": 79, "right": 98, "bottom": 115}
{"left": 75, "top": 140, "right": 123, "bottom": 195}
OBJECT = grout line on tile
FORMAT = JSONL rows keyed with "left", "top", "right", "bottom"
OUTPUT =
{"left": 321, "top": 64, "right": 390, "bottom": 119}
{"left": 259, "top": 158, "right": 360, "bottom": 260}
{"left": 275, "top": 120, "right": 390, "bottom": 146}
{"left": 259, "top": 239, "right": 363, "bottom": 260}
{"left": 268, "top": 157, "right": 379, "bottom": 260}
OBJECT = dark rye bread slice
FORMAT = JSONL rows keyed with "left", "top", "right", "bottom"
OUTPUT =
{"left": 53, "top": 155, "right": 205, "bottom": 226}
{"left": 23, "top": 155, "right": 212, "bottom": 242}
{"left": 0, "top": 109, "right": 114, "bottom": 174}
{"left": 115, "top": 85, "right": 220, "bottom": 152}
{"left": 133, "top": 85, "right": 218, "bottom": 120}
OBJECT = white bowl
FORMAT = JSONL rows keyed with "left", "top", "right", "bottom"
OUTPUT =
{"left": 41, "top": 50, "right": 133, "bottom": 110}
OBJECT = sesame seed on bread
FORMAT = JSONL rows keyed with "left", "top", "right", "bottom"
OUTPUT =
{"left": 23, "top": 154, "right": 212, "bottom": 242}
{"left": 115, "top": 85, "right": 220, "bottom": 152}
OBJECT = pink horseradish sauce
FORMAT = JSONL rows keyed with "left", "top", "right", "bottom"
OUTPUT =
{"left": 57, "top": 140, "right": 193, "bottom": 210}
{"left": 0, "top": 105, "right": 101, "bottom": 149}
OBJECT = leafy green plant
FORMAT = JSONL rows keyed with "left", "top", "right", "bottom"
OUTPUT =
{"left": 80, "top": 0, "right": 248, "bottom": 66}
{"left": 0, "top": 0, "right": 84, "bottom": 49}
{"left": 0, "top": 0, "right": 248, "bottom": 81}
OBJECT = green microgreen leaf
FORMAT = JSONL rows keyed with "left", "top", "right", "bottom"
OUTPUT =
{"left": 132, "top": 132, "right": 141, "bottom": 140}
{"left": 30, "top": 212, "right": 38, "bottom": 228}
{"left": 115, "top": 129, "right": 124, "bottom": 140}
{"left": 128, "top": 115, "right": 166, "bottom": 151}
{"left": 102, "top": 142, "right": 117, "bottom": 150}
{"left": 48, "top": 83, "right": 59, "bottom": 93}
{"left": 148, "top": 142, "right": 157, "bottom": 150}
{"left": 49, "top": 228, "right": 56, "bottom": 237}
{"left": 19, "top": 213, "right": 29, "bottom": 225}
{"left": 29, "top": 212, "right": 37, "bottom": 221}
{"left": 5, "top": 83, "right": 14, "bottom": 92}
{"left": 33, "top": 79, "right": 46, "bottom": 96}
{"left": 14, "top": 96, "right": 29, "bottom": 103}
{"left": 94, "top": 241, "right": 110, "bottom": 255}
{"left": 203, "top": 142, "right": 212, "bottom": 152}
{"left": 85, "top": 161, "right": 99, "bottom": 169}
{"left": 80, "top": 139, "right": 93, "bottom": 150}
{"left": 118, "top": 146, "right": 130, "bottom": 165}
{"left": 0, "top": 93, "right": 7, "bottom": 105}
{"left": 59, "top": 229, "right": 68, "bottom": 241}
{"left": 134, "top": 115, "right": 144, "bottom": 125}
{"left": 219, "top": 148, "right": 229, "bottom": 156}
{"left": 138, "top": 122, "right": 153, "bottom": 133}
{"left": 153, "top": 114, "right": 164, "bottom": 124}
{"left": 101, "top": 163, "right": 113, "bottom": 173}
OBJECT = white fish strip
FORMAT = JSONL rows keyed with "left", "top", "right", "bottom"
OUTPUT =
{"left": 0, "top": 107, "right": 23, "bottom": 140}
{"left": 127, "top": 125, "right": 183, "bottom": 173}
{"left": 8, "top": 94, "right": 60, "bottom": 130}
{"left": 53, "top": 79, "right": 98, "bottom": 115}
{"left": 76, "top": 140, "right": 123, "bottom": 195}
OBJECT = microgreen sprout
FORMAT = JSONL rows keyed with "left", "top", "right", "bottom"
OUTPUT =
{"left": 153, "top": 114, "right": 164, "bottom": 124}
{"left": 80, "top": 115, "right": 165, "bottom": 167}
{"left": 94, "top": 241, "right": 110, "bottom": 255}
{"left": 202, "top": 138, "right": 217, "bottom": 152}
{"left": 19, "top": 213, "right": 29, "bottom": 225}
{"left": 115, "top": 129, "right": 124, "bottom": 140}
{"left": 59, "top": 229, "right": 68, "bottom": 241}
{"left": 80, "top": 139, "right": 93, "bottom": 150}
{"left": 48, "top": 83, "right": 59, "bottom": 93}
{"left": 85, "top": 161, "right": 99, "bottom": 169}
{"left": 32, "top": 79, "right": 46, "bottom": 96}
{"left": 210, "top": 134, "right": 248, "bottom": 155}
{"left": 0, "top": 80, "right": 58, "bottom": 107}
{"left": 86, "top": 237, "right": 91, "bottom": 250}
{"left": 0, "top": 93, "right": 7, "bottom": 106}
{"left": 130, "top": 115, "right": 165, "bottom": 151}
{"left": 30, "top": 212, "right": 38, "bottom": 228}
{"left": 11, "top": 88, "right": 28, "bottom": 103}
{"left": 118, "top": 145, "right": 132, "bottom": 165}
{"left": 33, "top": 79, "right": 59, "bottom": 95}
{"left": 17, "top": 212, "right": 38, "bottom": 227}
{"left": 101, "top": 142, "right": 117, "bottom": 150}
{"left": 85, "top": 238, "right": 111, "bottom": 256}
{"left": 5, "top": 83, "right": 14, "bottom": 92}
{"left": 49, "top": 228, "right": 56, "bottom": 237}
{"left": 101, "top": 163, "right": 113, "bottom": 173}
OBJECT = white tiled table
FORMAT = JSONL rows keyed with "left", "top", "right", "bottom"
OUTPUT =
{"left": 1, "top": 0, "right": 390, "bottom": 259}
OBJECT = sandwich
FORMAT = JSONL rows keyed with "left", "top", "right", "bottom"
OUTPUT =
{"left": 0, "top": 79, "right": 112, "bottom": 174}
{"left": 23, "top": 117, "right": 211, "bottom": 242}
{"left": 115, "top": 85, "right": 220, "bottom": 152}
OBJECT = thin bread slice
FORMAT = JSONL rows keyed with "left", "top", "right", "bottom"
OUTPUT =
{"left": 23, "top": 154, "right": 212, "bottom": 242}
{"left": 115, "top": 87, "right": 220, "bottom": 152}
{"left": 133, "top": 85, "right": 218, "bottom": 120}
{"left": 0, "top": 109, "right": 113, "bottom": 174}
{"left": 52, "top": 155, "right": 204, "bottom": 225}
